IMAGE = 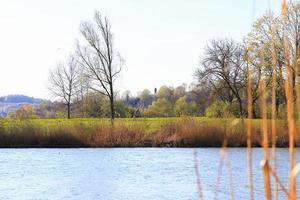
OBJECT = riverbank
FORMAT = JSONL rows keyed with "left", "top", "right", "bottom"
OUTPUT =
{"left": 0, "top": 117, "right": 290, "bottom": 148}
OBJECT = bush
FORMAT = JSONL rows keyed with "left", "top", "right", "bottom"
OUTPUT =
{"left": 205, "top": 101, "right": 233, "bottom": 118}
{"left": 12, "top": 104, "right": 36, "bottom": 120}
{"left": 174, "top": 97, "right": 198, "bottom": 116}
{"left": 144, "top": 99, "right": 174, "bottom": 117}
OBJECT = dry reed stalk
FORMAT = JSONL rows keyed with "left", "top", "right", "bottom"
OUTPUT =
{"left": 281, "top": 0, "right": 296, "bottom": 199}
{"left": 214, "top": 120, "right": 237, "bottom": 200}
{"left": 247, "top": 65, "right": 254, "bottom": 200}
{"left": 213, "top": 153, "right": 235, "bottom": 200}
{"left": 291, "top": 164, "right": 300, "bottom": 199}
{"left": 214, "top": 154, "right": 224, "bottom": 200}
{"left": 259, "top": 74, "right": 272, "bottom": 200}
{"left": 295, "top": 44, "right": 300, "bottom": 145}
{"left": 193, "top": 150, "right": 204, "bottom": 200}
{"left": 269, "top": 165, "right": 290, "bottom": 198}
{"left": 261, "top": 159, "right": 272, "bottom": 200}
{"left": 293, "top": 0, "right": 300, "bottom": 155}
{"left": 214, "top": 149, "right": 231, "bottom": 200}
{"left": 271, "top": 22, "right": 278, "bottom": 200}
{"left": 225, "top": 156, "right": 234, "bottom": 200}
{"left": 295, "top": 73, "right": 300, "bottom": 155}
{"left": 214, "top": 130, "right": 227, "bottom": 200}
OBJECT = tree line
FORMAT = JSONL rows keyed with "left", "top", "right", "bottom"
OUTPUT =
{"left": 44, "top": 1, "right": 300, "bottom": 120}
{"left": 196, "top": 1, "right": 300, "bottom": 118}
{"left": 48, "top": 11, "right": 123, "bottom": 124}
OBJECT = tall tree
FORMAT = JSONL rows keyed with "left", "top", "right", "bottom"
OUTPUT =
{"left": 76, "top": 67, "right": 90, "bottom": 117}
{"left": 138, "top": 89, "right": 153, "bottom": 107}
{"left": 49, "top": 56, "right": 79, "bottom": 119}
{"left": 195, "top": 39, "right": 247, "bottom": 116}
{"left": 286, "top": 1, "right": 300, "bottom": 68}
{"left": 246, "top": 11, "right": 284, "bottom": 116}
{"left": 174, "top": 84, "right": 186, "bottom": 99}
{"left": 76, "top": 11, "right": 123, "bottom": 124}
{"left": 156, "top": 86, "right": 175, "bottom": 102}
{"left": 245, "top": 2, "right": 300, "bottom": 116}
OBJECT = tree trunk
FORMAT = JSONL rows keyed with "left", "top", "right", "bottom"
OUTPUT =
{"left": 110, "top": 86, "right": 115, "bottom": 125}
{"left": 110, "top": 98, "right": 115, "bottom": 124}
{"left": 237, "top": 96, "right": 244, "bottom": 117}
{"left": 67, "top": 102, "right": 71, "bottom": 119}
{"left": 252, "top": 104, "right": 257, "bottom": 119}
{"left": 278, "top": 64, "right": 286, "bottom": 105}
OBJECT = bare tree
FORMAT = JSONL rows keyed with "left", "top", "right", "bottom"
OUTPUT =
{"left": 76, "top": 11, "right": 123, "bottom": 124}
{"left": 76, "top": 68, "right": 90, "bottom": 117}
{"left": 195, "top": 39, "right": 247, "bottom": 117}
{"left": 49, "top": 56, "right": 79, "bottom": 119}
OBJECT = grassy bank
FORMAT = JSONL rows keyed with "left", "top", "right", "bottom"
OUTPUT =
{"left": 0, "top": 117, "right": 290, "bottom": 148}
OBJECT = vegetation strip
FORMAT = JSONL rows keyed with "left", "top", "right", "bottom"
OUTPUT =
{"left": 0, "top": 117, "right": 292, "bottom": 148}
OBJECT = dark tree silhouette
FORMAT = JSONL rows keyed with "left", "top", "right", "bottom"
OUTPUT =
{"left": 195, "top": 39, "right": 247, "bottom": 117}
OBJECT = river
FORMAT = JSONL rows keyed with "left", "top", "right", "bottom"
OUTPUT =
{"left": 0, "top": 148, "right": 296, "bottom": 199}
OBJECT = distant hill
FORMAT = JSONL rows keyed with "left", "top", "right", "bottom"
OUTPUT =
{"left": 0, "top": 95, "right": 47, "bottom": 117}
{"left": 0, "top": 95, "right": 44, "bottom": 104}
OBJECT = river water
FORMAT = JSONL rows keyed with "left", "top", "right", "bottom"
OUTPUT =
{"left": 0, "top": 148, "right": 297, "bottom": 199}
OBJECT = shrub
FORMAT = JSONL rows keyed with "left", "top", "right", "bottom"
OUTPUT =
{"left": 174, "top": 97, "right": 198, "bottom": 116}
{"left": 205, "top": 101, "right": 232, "bottom": 118}
{"left": 144, "top": 99, "right": 174, "bottom": 117}
{"left": 12, "top": 104, "right": 36, "bottom": 120}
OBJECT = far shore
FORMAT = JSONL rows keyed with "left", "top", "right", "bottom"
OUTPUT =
{"left": 0, "top": 117, "right": 292, "bottom": 148}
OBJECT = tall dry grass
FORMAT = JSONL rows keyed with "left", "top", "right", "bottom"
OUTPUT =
{"left": 271, "top": 16, "right": 278, "bottom": 199}
{"left": 282, "top": 0, "right": 296, "bottom": 199}
{"left": 0, "top": 121, "right": 147, "bottom": 148}
{"left": 247, "top": 67, "right": 254, "bottom": 200}
{"left": 0, "top": 117, "right": 291, "bottom": 148}
{"left": 260, "top": 73, "right": 272, "bottom": 200}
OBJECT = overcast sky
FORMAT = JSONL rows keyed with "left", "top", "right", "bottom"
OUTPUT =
{"left": 0, "top": 0, "right": 281, "bottom": 99}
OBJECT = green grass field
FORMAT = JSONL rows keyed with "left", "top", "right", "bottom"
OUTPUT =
{"left": 0, "top": 117, "right": 266, "bottom": 130}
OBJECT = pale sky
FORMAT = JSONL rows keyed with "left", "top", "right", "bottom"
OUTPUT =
{"left": 0, "top": 0, "right": 281, "bottom": 99}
